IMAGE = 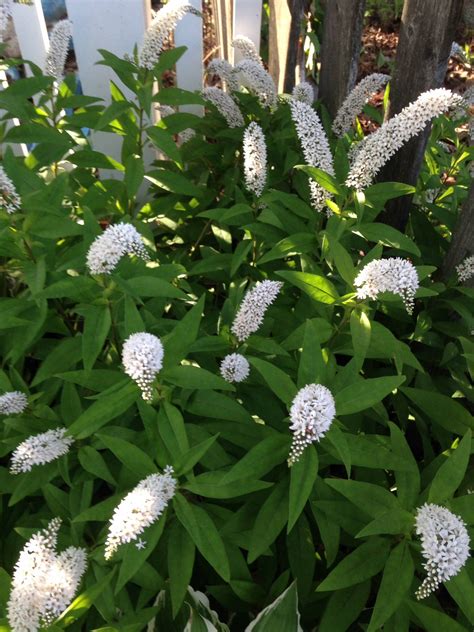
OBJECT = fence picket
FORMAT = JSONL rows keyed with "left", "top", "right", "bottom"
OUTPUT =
{"left": 232, "top": 0, "right": 262, "bottom": 63}
{"left": 10, "top": 0, "right": 49, "bottom": 75}
{"left": 174, "top": 0, "right": 203, "bottom": 115}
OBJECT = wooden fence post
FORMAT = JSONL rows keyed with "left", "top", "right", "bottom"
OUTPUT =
{"left": 211, "top": 0, "right": 233, "bottom": 61}
{"left": 318, "top": 0, "right": 366, "bottom": 118}
{"left": 65, "top": 0, "right": 152, "bottom": 172}
{"left": 175, "top": 0, "right": 204, "bottom": 115}
{"left": 378, "top": 0, "right": 464, "bottom": 231}
{"left": 10, "top": 0, "right": 49, "bottom": 75}
{"left": 232, "top": 0, "right": 262, "bottom": 63}
{"left": 268, "top": 0, "right": 305, "bottom": 94}
{"left": 442, "top": 182, "right": 474, "bottom": 286}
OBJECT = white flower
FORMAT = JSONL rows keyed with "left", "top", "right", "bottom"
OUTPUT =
{"left": 332, "top": 73, "right": 390, "bottom": 137}
{"left": 243, "top": 121, "right": 267, "bottom": 197}
{"left": 232, "top": 59, "right": 277, "bottom": 109}
{"left": 346, "top": 88, "right": 462, "bottom": 190}
{"left": 292, "top": 82, "right": 314, "bottom": 105}
{"left": 122, "top": 332, "right": 164, "bottom": 401}
{"left": 206, "top": 58, "right": 239, "bottom": 92}
{"left": 288, "top": 384, "right": 335, "bottom": 465}
{"left": 45, "top": 19, "right": 73, "bottom": 82}
{"left": 0, "top": 0, "right": 13, "bottom": 33}
{"left": 178, "top": 128, "right": 196, "bottom": 145}
{"left": 0, "top": 391, "right": 27, "bottom": 415}
{"left": 231, "top": 280, "right": 283, "bottom": 342}
{"left": 7, "top": 518, "right": 87, "bottom": 632}
{"left": 232, "top": 35, "right": 262, "bottom": 65}
{"left": 290, "top": 98, "right": 335, "bottom": 212}
{"left": 456, "top": 255, "right": 474, "bottom": 283}
{"left": 202, "top": 87, "right": 244, "bottom": 128}
{"left": 354, "top": 257, "right": 419, "bottom": 314}
{"left": 415, "top": 503, "right": 470, "bottom": 600}
{"left": 139, "top": 0, "right": 200, "bottom": 69}
{"left": 104, "top": 466, "right": 176, "bottom": 559}
{"left": 220, "top": 353, "right": 250, "bottom": 383}
{"left": 10, "top": 427, "right": 74, "bottom": 474}
{"left": 0, "top": 166, "right": 21, "bottom": 214}
{"left": 157, "top": 104, "right": 176, "bottom": 118}
{"left": 86, "top": 222, "right": 149, "bottom": 275}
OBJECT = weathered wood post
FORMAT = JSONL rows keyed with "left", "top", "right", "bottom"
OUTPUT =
{"left": 268, "top": 0, "right": 306, "bottom": 94}
{"left": 378, "top": 0, "right": 464, "bottom": 230}
{"left": 442, "top": 183, "right": 474, "bottom": 286}
{"left": 318, "top": 0, "right": 366, "bottom": 118}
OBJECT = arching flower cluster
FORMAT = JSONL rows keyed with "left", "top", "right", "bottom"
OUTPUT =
{"left": 292, "top": 82, "right": 314, "bottom": 105}
{"left": 354, "top": 257, "right": 419, "bottom": 314}
{"left": 0, "top": 166, "right": 21, "bottom": 214}
{"left": 122, "top": 332, "right": 164, "bottom": 401}
{"left": 45, "top": 19, "right": 73, "bottom": 82}
{"left": 332, "top": 73, "right": 390, "bottom": 137}
{"left": 0, "top": 390, "right": 27, "bottom": 415}
{"left": 206, "top": 58, "right": 239, "bottom": 92}
{"left": 105, "top": 466, "right": 176, "bottom": 559}
{"left": 139, "top": 0, "right": 200, "bottom": 69}
{"left": 346, "top": 88, "right": 462, "bottom": 190}
{"left": 415, "top": 503, "right": 470, "bottom": 599}
{"left": 86, "top": 222, "right": 149, "bottom": 275}
{"left": 0, "top": 0, "right": 12, "bottom": 33}
{"left": 243, "top": 121, "right": 267, "bottom": 197}
{"left": 231, "top": 35, "right": 262, "bottom": 65}
{"left": 202, "top": 87, "right": 244, "bottom": 128}
{"left": 456, "top": 254, "right": 474, "bottom": 283}
{"left": 7, "top": 518, "right": 87, "bottom": 632}
{"left": 288, "top": 384, "right": 336, "bottom": 465}
{"left": 10, "top": 427, "right": 74, "bottom": 474}
{"left": 231, "top": 280, "right": 283, "bottom": 342}
{"left": 290, "top": 98, "right": 335, "bottom": 211}
{"left": 220, "top": 353, "right": 250, "bottom": 383}
{"left": 232, "top": 59, "right": 278, "bottom": 109}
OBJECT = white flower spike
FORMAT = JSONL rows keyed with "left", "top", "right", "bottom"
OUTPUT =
{"left": 231, "top": 280, "right": 283, "bottom": 342}
{"left": 232, "top": 35, "right": 262, "bottom": 65}
{"left": 122, "top": 332, "right": 164, "bottom": 401}
{"left": 232, "top": 59, "right": 277, "bottom": 109}
{"left": 0, "top": 166, "right": 21, "bottom": 214}
{"left": 332, "top": 73, "right": 390, "bottom": 137}
{"left": 0, "top": 391, "right": 27, "bottom": 415}
{"left": 7, "top": 518, "right": 87, "bottom": 632}
{"left": 346, "top": 88, "right": 462, "bottom": 190}
{"left": 456, "top": 255, "right": 474, "bottom": 283}
{"left": 45, "top": 19, "right": 73, "bottom": 82}
{"left": 139, "top": 0, "right": 200, "bottom": 69}
{"left": 243, "top": 121, "right": 267, "bottom": 197}
{"left": 415, "top": 503, "right": 470, "bottom": 600}
{"left": 105, "top": 466, "right": 176, "bottom": 559}
{"left": 202, "top": 87, "right": 245, "bottom": 128}
{"left": 206, "top": 58, "right": 239, "bottom": 92}
{"left": 288, "top": 384, "right": 336, "bottom": 465}
{"left": 354, "top": 257, "right": 419, "bottom": 314}
{"left": 86, "top": 222, "right": 149, "bottom": 275}
{"left": 10, "top": 427, "right": 74, "bottom": 474}
{"left": 292, "top": 82, "right": 314, "bottom": 106}
{"left": 220, "top": 353, "right": 250, "bottom": 383}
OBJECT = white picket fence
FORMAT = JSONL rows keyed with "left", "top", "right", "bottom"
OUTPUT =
{"left": 3, "top": 0, "right": 262, "bottom": 161}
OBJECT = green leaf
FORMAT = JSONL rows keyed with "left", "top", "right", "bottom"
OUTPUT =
{"left": 69, "top": 150, "right": 123, "bottom": 170}
{"left": 276, "top": 270, "right": 339, "bottom": 304}
{"left": 325, "top": 479, "right": 400, "bottom": 518}
{"left": 356, "top": 509, "right": 414, "bottom": 538}
{"left": 168, "top": 521, "right": 195, "bottom": 618}
{"left": 428, "top": 430, "right": 472, "bottom": 503}
{"left": 389, "top": 422, "right": 420, "bottom": 510}
{"left": 68, "top": 381, "right": 137, "bottom": 439}
{"left": 316, "top": 538, "right": 390, "bottom": 591}
{"left": 364, "top": 181, "right": 416, "bottom": 204}
{"left": 298, "top": 319, "right": 326, "bottom": 387}
{"left": 173, "top": 493, "right": 230, "bottom": 581}
{"left": 368, "top": 541, "right": 414, "bottom": 631}
{"left": 78, "top": 446, "right": 116, "bottom": 485}
{"left": 335, "top": 375, "right": 405, "bottom": 416}
{"left": 124, "top": 154, "right": 145, "bottom": 198}
{"left": 81, "top": 305, "right": 111, "bottom": 371}
{"left": 248, "top": 478, "right": 289, "bottom": 563}
{"left": 354, "top": 223, "right": 420, "bottom": 257}
{"left": 222, "top": 434, "right": 289, "bottom": 484}
{"left": 73, "top": 495, "right": 121, "bottom": 523}
{"left": 401, "top": 387, "right": 474, "bottom": 434}
{"left": 183, "top": 472, "right": 272, "bottom": 498}
{"left": 31, "top": 336, "right": 82, "bottom": 386}
{"left": 146, "top": 170, "right": 202, "bottom": 197}
{"left": 258, "top": 234, "right": 317, "bottom": 265}
{"left": 147, "top": 127, "right": 182, "bottom": 164}
{"left": 174, "top": 435, "right": 219, "bottom": 477}
{"left": 406, "top": 600, "right": 468, "bottom": 632}
{"left": 124, "top": 277, "right": 187, "bottom": 299}
{"left": 288, "top": 446, "right": 318, "bottom": 533}
{"left": 56, "top": 570, "right": 116, "bottom": 627}
{"left": 445, "top": 566, "right": 474, "bottom": 624}
{"left": 248, "top": 356, "right": 297, "bottom": 405}
{"left": 244, "top": 582, "right": 302, "bottom": 631}
{"left": 163, "top": 295, "right": 205, "bottom": 369}
{"left": 162, "top": 365, "right": 235, "bottom": 391}
{"left": 350, "top": 309, "right": 371, "bottom": 372}
{"left": 97, "top": 433, "right": 156, "bottom": 479}
{"left": 319, "top": 581, "right": 370, "bottom": 632}
{"left": 295, "top": 165, "right": 343, "bottom": 195}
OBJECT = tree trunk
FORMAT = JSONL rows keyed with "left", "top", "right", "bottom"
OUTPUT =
{"left": 268, "top": 0, "right": 306, "bottom": 94}
{"left": 318, "top": 0, "right": 366, "bottom": 119}
{"left": 378, "top": 0, "right": 464, "bottom": 231}
{"left": 442, "top": 182, "right": 474, "bottom": 287}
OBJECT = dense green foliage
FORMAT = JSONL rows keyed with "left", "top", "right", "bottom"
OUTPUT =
{"left": 0, "top": 45, "right": 473, "bottom": 631}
